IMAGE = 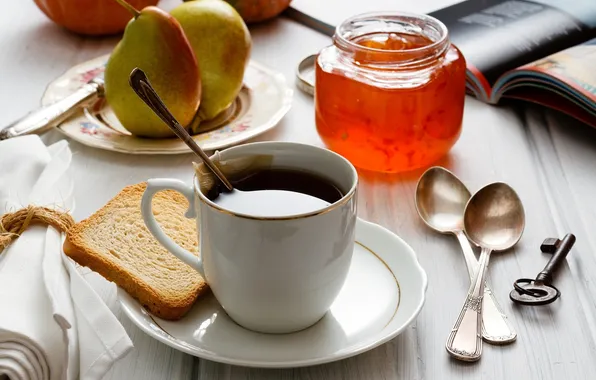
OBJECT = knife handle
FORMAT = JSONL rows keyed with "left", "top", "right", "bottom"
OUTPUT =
{"left": 0, "top": 81, "right": 103, "bottom": 140}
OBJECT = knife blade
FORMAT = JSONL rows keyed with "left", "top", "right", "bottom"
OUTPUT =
{"left": 0, "top": 75, "right": 105, "bottom": 140}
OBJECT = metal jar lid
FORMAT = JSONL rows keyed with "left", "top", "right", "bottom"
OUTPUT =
{"left": 295, "top": 54, "right": 316, "bottom": 96}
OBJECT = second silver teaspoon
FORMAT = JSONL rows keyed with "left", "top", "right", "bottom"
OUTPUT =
{"left": 445, "top": 182, "right": 525, "bottom": 362}
{"left": 415, "top": 167, "right": 516, "bottom": 344}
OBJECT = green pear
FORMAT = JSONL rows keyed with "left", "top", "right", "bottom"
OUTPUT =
{"left": 105, "top": 0, "right": 201, "bottom": 138}
{"left": 171, "top": 0, "right": 251, "bottom": 125}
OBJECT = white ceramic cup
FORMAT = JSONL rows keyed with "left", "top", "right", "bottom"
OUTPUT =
{"left": 141, "top": 142, "right": 358, "bottom": 333}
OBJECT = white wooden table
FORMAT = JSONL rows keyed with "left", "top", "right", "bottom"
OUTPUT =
{"left": 2, "top": 0, "right": 596, "bottom": 379}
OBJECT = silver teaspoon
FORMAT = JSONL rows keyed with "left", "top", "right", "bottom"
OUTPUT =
{"left": 445, "top": 182, "right": 525, "bottom": 361}
{"left": 415, "top": 167, "right": 516, "bottom": 344}
{"left": 128, "top": 67, "right": 234, "bottom": 192}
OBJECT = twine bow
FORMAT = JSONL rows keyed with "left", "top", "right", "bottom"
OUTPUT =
{"left": 0, "top": 206, "right": 74, "bottom": 252}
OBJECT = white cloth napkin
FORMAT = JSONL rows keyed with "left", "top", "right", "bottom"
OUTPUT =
{"left": 0, "top": 135, "right": 134, "bottom": 380}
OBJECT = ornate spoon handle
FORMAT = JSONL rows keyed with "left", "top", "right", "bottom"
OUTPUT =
{"left": 455, "top": 231, "right": 516, "bottom": 344}
{"left": 128, "top": 68, "right": 233, "bottom": 192}
{"left": 446, "top": 246, "right": 492, "bottom": 361}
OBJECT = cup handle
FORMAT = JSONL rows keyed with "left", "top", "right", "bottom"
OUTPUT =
{"left": 141, "top": 178, "right": 204, "bottom": 277}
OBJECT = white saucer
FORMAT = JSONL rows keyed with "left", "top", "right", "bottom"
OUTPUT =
{"left": 118, "top": 218, "right": 427, "bottom": 368}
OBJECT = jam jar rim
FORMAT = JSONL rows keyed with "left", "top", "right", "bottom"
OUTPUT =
{"left": 332, "top": 11, "right": 450, "bottom": 66}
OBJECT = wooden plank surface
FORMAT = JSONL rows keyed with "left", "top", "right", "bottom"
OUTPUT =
{"left": 1, "top": 1, "right": 596, "bottom": 379}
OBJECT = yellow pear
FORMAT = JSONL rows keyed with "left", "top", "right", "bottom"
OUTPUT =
{"left": 171, "top": 0, "right": 251, "bottom": 125}
{"left": 105, "top": 0, "right": 201, "bottom": 138}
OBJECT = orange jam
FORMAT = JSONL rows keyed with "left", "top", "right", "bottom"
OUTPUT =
{"left": 315, "top": 13, "right": 466, "bottom": 173}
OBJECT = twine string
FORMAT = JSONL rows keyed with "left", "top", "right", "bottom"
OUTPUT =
{"left": 0, "top": 206, "right": 74, "bottom": 252}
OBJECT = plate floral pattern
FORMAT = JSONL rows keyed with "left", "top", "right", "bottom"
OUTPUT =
{"left": 42, "top": 55, "right": 293, "bottom": 154}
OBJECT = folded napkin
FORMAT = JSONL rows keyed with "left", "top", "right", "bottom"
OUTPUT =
{"left": 0, "top": 135, "right": 133, "bottom": 380}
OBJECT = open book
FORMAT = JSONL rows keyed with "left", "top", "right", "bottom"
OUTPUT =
{"left": 286, "top": 0, "right": 596, "bottom": 127}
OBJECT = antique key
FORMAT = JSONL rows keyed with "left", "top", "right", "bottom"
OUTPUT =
{"left": 510, "top": 234, "right": 576, "bottom": 305}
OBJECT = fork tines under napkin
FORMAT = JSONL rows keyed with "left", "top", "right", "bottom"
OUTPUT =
{"left": 0, "top": 135, "right": 133, "bottom": 380}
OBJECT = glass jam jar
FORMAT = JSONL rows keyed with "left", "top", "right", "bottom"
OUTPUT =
{"left": 315, "top": 12, "right": 466, "bottom": 173}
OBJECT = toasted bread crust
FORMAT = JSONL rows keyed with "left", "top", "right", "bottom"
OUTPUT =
{"left": 64, "top": 182, "right": 209, "bottom": 321}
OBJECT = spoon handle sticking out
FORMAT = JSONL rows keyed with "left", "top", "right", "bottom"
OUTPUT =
{"left": 128, "top": 68, "right": 233, "bottom": 192}
{"left": 454, "top": 231, "right": 517, "bottom": 344}
{"left": 446, "top": 246, "right": 492, "bottom": 362}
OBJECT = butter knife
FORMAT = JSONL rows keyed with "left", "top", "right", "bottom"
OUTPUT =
{"left": 0, "top": 77, "right": 104, "bottom": 140}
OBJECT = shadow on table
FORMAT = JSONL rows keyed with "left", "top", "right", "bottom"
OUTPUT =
{"left": 193, "top": 331, "right": 412, "bottom": 379}
{"left": 357, "top": 154, "right": 455, "bottom": 185}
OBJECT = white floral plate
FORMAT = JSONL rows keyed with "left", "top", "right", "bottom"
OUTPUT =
{"left": 41, "top": 55, "right": 293, "bottom": 154}
{"left": 118, "top": 218, "right": 428, "bottom": 368}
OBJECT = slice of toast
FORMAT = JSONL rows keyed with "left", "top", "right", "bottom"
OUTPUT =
{"left": 64, "top": 182, "right": 209, "bottom": 320}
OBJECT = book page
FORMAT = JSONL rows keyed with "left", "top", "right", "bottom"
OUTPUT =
{"left": 429, "top": 0, "right": 596, "bottom": 91}
{"left": 524, "top": 38, "right": 596, "bottom": 102}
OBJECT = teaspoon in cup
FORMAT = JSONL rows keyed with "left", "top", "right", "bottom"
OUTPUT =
{"left": 445, "top": 182, "right": 525, "bottom": 361}
{"left": 415, "top": 167, "right": 516, "bottom": 344}
{"left": 128, "top": 67, "right": 234, "bottom": 192}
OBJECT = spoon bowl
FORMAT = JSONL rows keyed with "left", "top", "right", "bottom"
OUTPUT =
{"left": 464, "top": 182, "right": 525, "bottom": 251}
{"left": 415, "top": 166, "right": 471, "bottom": 233}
